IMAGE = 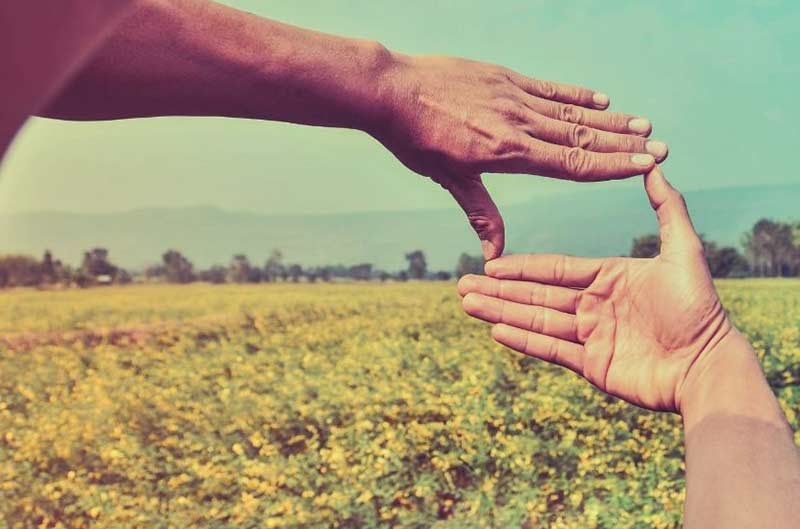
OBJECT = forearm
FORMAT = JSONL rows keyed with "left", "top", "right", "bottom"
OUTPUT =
{"left": 680, "top": 330, "right": 800, "bottom": 529}
{"left": 0, "top": 0, "right": 134, "bottom": 157}
{"left": 40, "top": 0, "right": 395, "bottom": 132}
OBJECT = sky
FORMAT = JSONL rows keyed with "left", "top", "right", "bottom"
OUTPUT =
{"left": 0, "top": 0, "right": 798, "bottom": 215}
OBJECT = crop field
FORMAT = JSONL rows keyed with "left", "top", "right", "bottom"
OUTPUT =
{"left": 1, "top": 280, "right": 799, "bottom": 528}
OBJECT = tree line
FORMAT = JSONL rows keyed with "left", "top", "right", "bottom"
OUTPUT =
{"left": 1, "top": 218, "right": 797, "bottom": 289}
{"left": 0, "top": 247, "right": 484, "bottom": 288}
{"left": 629, "top": 218, "right": 800, "bottom": 277}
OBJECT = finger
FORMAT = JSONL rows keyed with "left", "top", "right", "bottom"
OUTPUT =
{"left": 485, "top": 254, "right": 603, "bottom": 288}
{"left": 523, "top": 95, "right": 652, "bottom": 136}
{"left": 492, "top": 323, "right": 585, "bottom": 375}
{"left": 485, "top": 135, "right": 655, "bottom": 181}
{"left": 444, "top": 175, "right": 505, "bottom": 260}
{"left": 520, "top": 110, "right": 669, "bottom": 162}
{"left": 644, "top": 166, "right": 703, "bottom": 254}
{"left": 508, "top": 72, "right": 609, "bottom": 109}
{"left": 457, "top": 274, "right": 579, "bottom": 314}
{"left": 463, "top": 293, "right": 579, "bottom": 342}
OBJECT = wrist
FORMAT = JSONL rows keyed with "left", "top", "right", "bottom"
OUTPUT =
{"left": 351, "top": 40, "right": 400, "bottom": 134}
{"left": 679, "top": 328, "right": 788, "bottom": 433}
{"left": 358, "top": 45, "right": 411, "bottom": 141}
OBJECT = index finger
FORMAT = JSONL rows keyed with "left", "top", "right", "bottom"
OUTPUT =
{"left": 484, "top": 254, "right": 603, "bottom": 288}
{"left": 508, "top": 72, "right": 609, "bottom": 110}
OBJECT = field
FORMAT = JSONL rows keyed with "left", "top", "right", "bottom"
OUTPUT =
{"left": 1, "top": 280, "right": 799, "bottom": 529}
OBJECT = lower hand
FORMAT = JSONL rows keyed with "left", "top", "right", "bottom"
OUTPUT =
{"left": 457, "top": 168, "right": 735, "bottom": 412}
{"left": 372, "top": 54, "right": 668, "bottom": 259}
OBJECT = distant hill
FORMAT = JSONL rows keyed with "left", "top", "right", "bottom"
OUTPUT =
{"left": 2, "top": 183, "right": 798, "bottom": 271}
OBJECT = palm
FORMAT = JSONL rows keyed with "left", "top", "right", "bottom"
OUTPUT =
{"left": 577, "top": 254, "right": 727, "bottom": 410}
{"left": 459, "top": 169, "right": 732, "bottom": 412}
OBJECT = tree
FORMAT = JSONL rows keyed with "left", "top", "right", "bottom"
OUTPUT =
{"left": 81, "top": 248, "right": 117, "bottom": 278}
{"left": 80, "top": 248, "right": 126, "bottom": 284}
{"left": 455, "top": 253, "right": 483, "bottom": 278}
{"left": 162, "top": 249, "right": 195, "bottom": 283}
{"left": 264, "top": 249, "right": 285, "bottom": 282}
{"left": 630, "top": 234, "right": 660, "bottom": 258}
{"left": 705, "top": 245, "right": 749, "bottom": 278}
{"left": 435, "top": 270, "right": 452, "bottom": 281}
{"left": 40, "top": 250, "right": 55, "bottom": 284}
{"left": 405, "top": 250, "right": 427, "bottom": 280}
{"left": 116, "top": 269, "right": 133, "bottom": 285}
{"left": 348, "top": 263, "right": 373, "bottom": 281}
{"left": 145, "top": 264, "right": 166, "bottom": 281}
{"left": 198, "top": 265, "right": 227, "bottom": 284}
{"left": 39, "top": 250, "right": 67, "bottom": 285}
{"left": 287, "top": 263, "right": 304, "bottom": 282}
{"left": 319, "top": 266, "right": 332, "bottom": 282}
{"left": 0, "top": 255, "right": 41, "bottom": 287}
{"left": 743, "top": 219, "right": 796, "bottom": 277}
{"left": 228, "top": 254, "right": 261, "bottom": 283}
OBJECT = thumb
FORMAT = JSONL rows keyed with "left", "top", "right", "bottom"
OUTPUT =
{"left": 643, "top": 166, "right": 702, "bottom": 255}
{"left": 445, "top": 175, "right": 505, "bottom": 260}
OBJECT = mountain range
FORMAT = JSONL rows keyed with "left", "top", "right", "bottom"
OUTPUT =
{"left": 2, "top": 182, "right": 798, "bottom": 271}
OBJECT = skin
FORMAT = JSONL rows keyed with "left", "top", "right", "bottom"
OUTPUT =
{"left": 0, "top": 0, "right": 135, "bottom": 156}
{"left": 0, "top": 0, "right": 667, "bottom": 259}
{"left": 458, "top": 167, "right": 800, "bottom": 528}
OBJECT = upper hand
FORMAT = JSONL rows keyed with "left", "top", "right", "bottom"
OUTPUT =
{"left": 371, "top": 54, "right": 668, "bottom": 259}
{"left": 457, "top": 168, "right": 732, "bottom": 412}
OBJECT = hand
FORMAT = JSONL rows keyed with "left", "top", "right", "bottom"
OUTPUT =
{"left": 372, "top": 54, "right": 668, "bottom": 259}
{"left": 457, "top": 167, "right": 732, "bottom": 412}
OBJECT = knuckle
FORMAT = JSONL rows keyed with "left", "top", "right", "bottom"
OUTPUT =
{"left": 575, "top": 290, "right": 586, "bottom": 312}
{"left": 669, "top": 189, "right": 689, "bottom": 211}
{"left": 496, "top": 298, "right": 506, "bottom": 324}
{"left": 557, "top": 104, "right": 584, "bottom": 124}
{"left": 569, "top": 125, "right": 597, "bottom": 149}
{"left": 466, "top": 212, "right": 498, "bottom": 238}
{"left": 546, "top": 339, "right": 561, "bottom": 362}
{"left": 529, "top": 284, "right": 543, "bottom": 306}
{"left": 494, "top": 97, "right": 521, "bottom": 118}
{"left": 489, "top": 68, "right": 512, "bottom": 85}
{"left": 489, "top": 134, "right": 524, "bottom": 158}
{"left": 560, "top": 147, "right": 593, "bottom": 177}
{"left": 535, "top": 79, "right": 557, "bottom": 99}
{"left": 521, "top": 329, "right": 532, "bottom": 354}
{"left": 568, "top": 318, "right": 579, "bottom": 340}
{"left": 553, "top": 255, "right": 567, "bottom": 284}
{"left": 530, "top": 308, "right": 544, "bottom": 332}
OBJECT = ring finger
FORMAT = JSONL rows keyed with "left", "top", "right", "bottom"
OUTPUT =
{"left": 521, "top": 110, "right": 668, "bottom": 162}
{"left": 523, "top": 94, "right": 653, "bottom": 137}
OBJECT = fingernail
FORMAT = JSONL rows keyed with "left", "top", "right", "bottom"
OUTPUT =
{"left": 592, "top": 92, "right": 609, "bottom": 108}
{"left": 631, "top": 153, "right": 655, "bottom": 166}
{"left": 484, "top": 259, "right": 499, "bottom": 275}
{"left": 628, "top": 117, "right": 651, "bottom": 134}
{"left": 645, "top": 140, "right": 669, "bottom": 161}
